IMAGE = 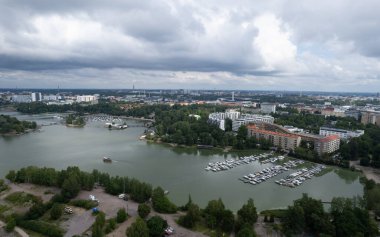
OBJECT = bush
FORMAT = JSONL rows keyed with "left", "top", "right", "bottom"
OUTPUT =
{"left": 69, "top": 199, "right": 98, "bottom": 210}
{"left": 138, "top": 203, "right": 151, "bottom": 219}
{"left": 116, "top": 208, "right": 127, "bottom": 223}
{"left": 50, "top": 203, "right": 64, "bottom": 220}
{"left": 5, "top": 217, "right": 16, "bottom": 232}
{"left": 5, "top": 192, "right": 40, "bottom": 205}
{"left": 50, "top": 194, "right": 69, "bottom": 203}
{"left": 152, "top": 187, "right": 177, "bottom": 213}
{"left": 19, "top": 220, "right": 64, "bottom": 237}
{"left": 105, "top": 218, "right": 116, "bottom": 234}
{"left": 147, "top": 216, "right": 168, "bottom": 237}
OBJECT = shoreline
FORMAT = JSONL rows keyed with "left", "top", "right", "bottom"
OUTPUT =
{"left": 0, "top": 128, "right": 38, "bottom": 137}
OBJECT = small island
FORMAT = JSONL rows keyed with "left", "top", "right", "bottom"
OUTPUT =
{"left": 65, "top": 114, "right": 86, "bottom": 127}
{"left": 0, "top": 114, "right": 37, "bottom": 135}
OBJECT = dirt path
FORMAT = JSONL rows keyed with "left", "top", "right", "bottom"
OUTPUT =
{"left": 350, "top": 161, "right": 380, "bottom": 183}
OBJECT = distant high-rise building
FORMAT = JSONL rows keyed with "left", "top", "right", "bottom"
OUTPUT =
{"left": 232, "top": 91, "right": 235, "bottom": 101}
{"left": 31, "top": 92, "right": 42, "bottom": 102}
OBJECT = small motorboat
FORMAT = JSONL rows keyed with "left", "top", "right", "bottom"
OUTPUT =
{"left": 103, "top": 157, "right": 112, "bottom": 163}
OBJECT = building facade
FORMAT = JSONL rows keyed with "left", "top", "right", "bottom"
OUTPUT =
{"left": 361, "top": 111, "right": 380, "bottom": 126}
{"left": 319, "top": 127, "right": 364, "bottom": 140}
{"left": 76, "top": 95, "right": 97, "bottom": 103}
{"left": 247, "top": 124, "right": 301, "bottom": 151}
{"left": 260, "top": 103, "right": 276, "bottom": 114}
{"left": 232, "top": 114, "right": 274, "bottom": 131}
{"left": 31, "top": 92, "right": 42, "bottom": 102}
{"left": 314, "top": 135, "right": 340, "bottom": 155}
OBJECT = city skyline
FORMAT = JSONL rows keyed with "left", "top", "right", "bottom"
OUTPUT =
{"left": 1, "top": 0, "right": 380, "bottom": 92}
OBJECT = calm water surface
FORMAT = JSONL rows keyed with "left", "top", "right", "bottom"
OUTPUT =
{"left": 0, "top": 111, "right": 363, "bottom": 211}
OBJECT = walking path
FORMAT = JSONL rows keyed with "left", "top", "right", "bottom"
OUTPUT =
{"left": 350, "top": 161, "right": 380, "bottom": 183}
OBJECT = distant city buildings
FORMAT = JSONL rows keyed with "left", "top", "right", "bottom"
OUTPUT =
{"left": 260, "top": 102, "right": 276, "bottom": 114}
{"left": 76, "top": 95, "right": 98, "bottom": 103}
{"left": 31, "top": 92, "right": 42, "bottom": 102}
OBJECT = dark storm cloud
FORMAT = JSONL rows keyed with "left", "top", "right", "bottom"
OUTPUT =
{"left": 1, "top": 0, "right": 380, "bottom": 91}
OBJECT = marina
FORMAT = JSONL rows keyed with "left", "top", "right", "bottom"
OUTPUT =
{"left": 205, "top": 152, "right": 275, "bottom": 172}
{"left": 274, "top": 165, "right": 326, "bottom": 188}
{"left": 239, "top": 159, "right": 306, "bottom": 185}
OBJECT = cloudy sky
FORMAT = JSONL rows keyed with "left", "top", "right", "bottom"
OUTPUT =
{"left": 0, "top": 0, "right": 380, "bottom": 92}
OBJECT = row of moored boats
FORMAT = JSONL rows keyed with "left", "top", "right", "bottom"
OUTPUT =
{"left": 274, "top": 165, "right": 326, "bottom": 188}
{"left": 239, "top": 160, "right": 305, "bottom": 185}
{"left": 205, "top": 153, "right": 273, "bottom": 172}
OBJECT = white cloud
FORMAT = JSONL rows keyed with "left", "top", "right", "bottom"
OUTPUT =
{"left": 253, "top": 13, "right": 297, "bottom": 71}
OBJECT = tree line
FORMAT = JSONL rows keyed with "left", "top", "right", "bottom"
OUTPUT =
{"left": 0, "top": 114, "right": 37, "bottom": 134}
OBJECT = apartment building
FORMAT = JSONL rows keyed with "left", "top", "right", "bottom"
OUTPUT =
{"left": 260, "top": 103, "right": 276, "bottom": 114}
{"left": 247, "top": 124, "right": 301, "bottom": 151}
{"left": 319, "top": 127, "right": 364, "bottom": 140}
{"left": 361, "top": 111, "right": 380, "bottom": 126}
{"left": 314, "top": 135, "right": 340, "bottom": 155}
{"left": 232, "top": 114, "right": 274, "bottom": 131}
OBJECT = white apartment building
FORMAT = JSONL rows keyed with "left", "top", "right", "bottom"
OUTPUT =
{"left": 31, "top": 92, "right": 42, "bottom": 102}
{"left": 232, "top": 114, "right": 274, "bottom": 131}
{"left": 43, "top": 95, "right": 59, "bottom": 101}
{"left": 319, "top": 127, "right": 364, "bottom": 140}
{"left": 260, "top": 103, "right": 276, "bottom": 114}
{"left": 208, "top": 109, "right": 240, "bottom": 131}
{"left": 11, "top": 94, "right": 31, "bottom": 103}
{"left": 76, "top": 95, "right": 97, "bottom": 103}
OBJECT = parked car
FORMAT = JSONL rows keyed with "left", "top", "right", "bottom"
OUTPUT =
{"left": 165, "top": 226, "right": 174, "bottom": 235}
{"left": 64, "top": 207, "right": 73, "bottom": 214}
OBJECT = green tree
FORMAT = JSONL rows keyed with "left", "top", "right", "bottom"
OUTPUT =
{"left": 152, "top": 187, "right": 177, "bottom": 213}
{"left": 147, "top": 216, "right": 168, "bottom": 237}
{"left": 116, "top": 208, "right": 127, "bottom": 223}
{"left": 237, "top": 198, "right": 258, "bottom": 225}
{"left": 61, "top": 176, "right": 81, "bottom": 199}
{"left": 237, "top": 226, "right": 256, "bottom": 237}
{"left": 138, "top": 203, "right": 151, "bottom": 219}
{"left": 282, "top": 205, "right": 305, "bottom": 236}
{"left": 179, "top": 203, "right": 201, "bottom": 228}
{"left": 126, "top": 217, "right": 149, "bottom": 237}
{"left": 50, "top": 203, "right": 63, "bottom": 220}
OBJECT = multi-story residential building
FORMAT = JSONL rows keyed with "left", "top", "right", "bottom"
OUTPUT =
{"left": 321, "top": 107, "right": 345, "bottom": 117}
{"left": 31, "top": 92, "right": 42, "bottom": 102}
{"left": 319, "top": 127, "right": 364, "bottom": 140}
{"left": 314, "top": 135, "right": 340, "bottom": 155}
{"left": 43, "top": 95, "right": 59, "bottom": 101}
{"left": 208, "top": 109, "right": 240, "bottom": 131}
{"left": 232, "top": 114, "right": 274, "bottom": 131}
{"left": 260, "top": 102, "right": 276, "bottom": 114}
{"left": 361, "top": 111, "right": 380, "bottom": 126}
{"left": 344, "top": 109, "right": 360, "bottom": 120}
{"left": 11, "top": 94, "right": 31, "bottom": 103}
{"left": 247, "top": 124, "right": 301, "bottom": 151}
{"left": 76, "top": 95, "right": 98, "bottom": 103}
